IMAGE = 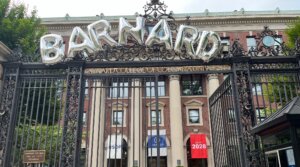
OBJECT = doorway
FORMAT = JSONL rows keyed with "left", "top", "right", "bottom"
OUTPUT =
{"left": 186, "top": 138, "right": 208, "bottom": 167}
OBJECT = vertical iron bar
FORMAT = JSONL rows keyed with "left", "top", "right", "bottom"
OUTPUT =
{"left": 74, "top": 65, "right": 85, "bottom": 167}
{"left": 155, "top": 75, "right": 160, "bottom": 167}
{"left": 53, "top": 80, "right": 64, "bottom": 166}
{"left": 48, "top": 79, "right": 59, "bottom": 165}
{"left": 11, "top": 79, "right": 26, "bottom": 165}
{"left": 90, "top": 80, "right": 97, "bottom": 167}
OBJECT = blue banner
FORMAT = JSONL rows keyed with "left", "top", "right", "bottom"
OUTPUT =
{"left": 148, "top": 135, "right": 167, "bottom": 148}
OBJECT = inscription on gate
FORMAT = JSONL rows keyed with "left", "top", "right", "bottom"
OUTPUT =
{"left": 23, "top": 150, "right": 46, "bottom": 164}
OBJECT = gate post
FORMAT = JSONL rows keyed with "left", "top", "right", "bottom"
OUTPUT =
{"left": 59, "top": 62, "right": 85, "bottom": 167}
{"left": 0, "top": 64, "right": 20, "bottom": 167}
{"left": 231, "top": 61, "right": 251, "bottom": 167}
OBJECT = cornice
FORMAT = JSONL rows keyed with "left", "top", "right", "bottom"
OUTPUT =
{"left": 44, "top": 15, "right": 299, "bottom": 31}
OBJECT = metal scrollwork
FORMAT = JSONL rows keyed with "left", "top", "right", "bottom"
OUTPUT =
{"left": 59, "top": 67, "right": 82, "bottom": 167}
{"left": 0, "top": 74, "right": 17, "bottom": 166}
{"left": 247, "top": 26, "right": 293, "bottom": 57}
{"left": 231, "top": 39, "right": 245, "bottom": 57}
{"left": 235, "top": 64, "right": 263, "bottom": 166}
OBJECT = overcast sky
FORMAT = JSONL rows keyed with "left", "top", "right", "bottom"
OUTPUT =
{"left": 14, "top": 0, "right": 300, "bottom": 18}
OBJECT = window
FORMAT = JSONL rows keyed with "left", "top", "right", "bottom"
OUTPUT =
{"left": 256, "top": 108, "right": 266, "bottom": 123}
{"left": 83, "top": 112, "right": 87, "bottom": 126}
{"left": 246, "top": 36, "right": 256, "bottom": 51}
{"left": 84, "top": 80, "right": 89, "bottom": 97}
{"left": 146, "top": 81, "right": 165, "bottom": 97}
{"left": 252, "top": 84, "right": 262, "bottom": 95}
{"left": 274, "top": 36, "right": 282, "bottom": 46}
{"left": 109, "top": 82, "right": 128, "bottom": 98}
{"left": 188, "top": 109, "right": 200, "bottom": 124}
{"left": 181, "top": 75, "right": 203, "bottom": 96}
{"left": 112, "top": 110, "right": 124, "bottom": 125}
{"left": 221, "top": 37, "right": 230, "bottom": 46}
{"left": 150, "top": 110, "right": 161, "bottom": 125}
{"left": 228, "top": 109, "right": 236, "bottom": 122}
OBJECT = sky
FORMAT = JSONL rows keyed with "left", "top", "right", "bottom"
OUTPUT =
{"left": 13, "top": 0, "right": 300, "bottom": 18}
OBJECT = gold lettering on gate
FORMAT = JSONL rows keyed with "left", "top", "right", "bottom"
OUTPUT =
{"left": 85, "top": 65, "right": 230, "bottom": 74}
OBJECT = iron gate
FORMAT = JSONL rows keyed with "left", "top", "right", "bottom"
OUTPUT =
{"left": 0, "top": 13, "right": 300, "bottom": 167}
{"left": 0, "top": 63, "right": 174, "bottom": 166}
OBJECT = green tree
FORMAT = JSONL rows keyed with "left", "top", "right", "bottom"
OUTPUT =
{"left": 285, "top": 18, "right": 300, "bottom": 48}
{"left": 0, "top": 0, "right": 46, "bottom": 55}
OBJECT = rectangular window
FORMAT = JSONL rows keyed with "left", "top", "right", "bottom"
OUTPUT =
{"left": 256, "top": 108, "right": 266, "bottom": 123}
{"left": 83, "top": 112, "right": 87, "bottom": 126}
{"left": 112, "top": 110, "right": 123, "bottom": 125}
{"left": 221, "top": 37, "right": 230, "bottom": 46}
{"left": 252, "top": 84, "right": 262, "bottom": 95}
{"left": 109, "top": 82, "right": 128, "bottom": 98}
{"left": 181, "top": 75, "right": 203, "bottom": 96}
{"left": 188, "top": 109, "right": 200, "bottom": 124}
{"left": 150, "top": 110, "right": 161, "bottom": 125}
{"left": 146, "top": 81, "right": 165, "bottom": 97}
{"left": 246, "top": 36, "right": 256, "bottom": 51}
{"left": 274, "top": 36, "right": 282, "bottom": 46}
{"left": 228, "top": 109, "right": 236, "bottom": 122}
{"left": 84, "top": 80, "right": 89, "bottom": 97}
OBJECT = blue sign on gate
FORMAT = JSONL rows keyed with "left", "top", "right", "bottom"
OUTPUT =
{"left": 148, "top": 135, "right": 167, "bottom": 148}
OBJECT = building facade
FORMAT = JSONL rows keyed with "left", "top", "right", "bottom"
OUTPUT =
{"left": 38, "top": 5, "right": 300, "bottom": 167}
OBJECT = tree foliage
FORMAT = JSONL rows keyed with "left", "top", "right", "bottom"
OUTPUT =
{"left": 0, "top": 0, "right": 46, "bottom": 54}
{"left": 285, "top": 18, "right": 300, "bottom": 47}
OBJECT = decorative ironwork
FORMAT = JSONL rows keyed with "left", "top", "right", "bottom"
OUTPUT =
{"left": 59, "top": 66, "right": 83, "bottom": 167}
{"left": 247, "top": 26, "right": 296, "bottom": 57}
{"left": 235, "top": 63, "right": 264, "bottom": 167}
{"left": 142, "top": 0, "right": 173, "bottom": 21}
{"left": 0, "top": 69, "right": 18, "bottom": 166}
{"left": 230, "top": 39, "right": 245, "bottom": 57}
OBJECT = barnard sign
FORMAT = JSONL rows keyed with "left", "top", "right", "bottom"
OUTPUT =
{"left": 40, "top": 17, "right": 222, "bottom": 65}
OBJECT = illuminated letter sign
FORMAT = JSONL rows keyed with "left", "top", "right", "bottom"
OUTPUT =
{"left": 190, "top": 134, "right": 208, "bottom": 159}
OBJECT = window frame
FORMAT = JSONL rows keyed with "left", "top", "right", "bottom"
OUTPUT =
{"left": 184, "top": 99, "right": 204, "bottom": 126}
{"left": 181, "top": 75, "right": 203, "bottom": 96}
{"left": 147, "top": 101, "right": 165, "bottom": 127}
{"left": 109, "top": 102, "right": 128, "bottom": 127}
{"left": 256, "top": 108, "right": 266, "bottom": 123}
{"left": 246, "top": 36, "right": 257, "bottom": 51}
{"left": 145, "top": 81, "right": 166, "bottom": 97}
{"left": 150, "top": 109, "right": 162, "bottom": 125}
{"left": 112, "top": 110, "right": 124, "bottom": 126}
{"left": 109, "top": 81, "right": 129, "bottom": 98}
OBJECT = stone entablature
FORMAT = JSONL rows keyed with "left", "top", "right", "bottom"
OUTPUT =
{"left": 42, "top": 10, "right": 300, "bottom": 31}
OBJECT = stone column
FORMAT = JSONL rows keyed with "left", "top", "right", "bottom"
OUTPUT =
{"left": 207, "top": 74, "right": 220, "bottom": 167}
{"left": 208, "top": 74, "right": 220, "bottom": 97}
{"left": 128, "top": 79, "right": 142, "bottom": 167}
{"left": 169, "top": 75, "right": 185, "bottom": 167}
{"left": 88, "top": 81, "right": 106, "bottom": 167}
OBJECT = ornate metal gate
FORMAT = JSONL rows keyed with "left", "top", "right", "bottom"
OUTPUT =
{"left": 0, "top": 1, "right": 300, "bottom": 166}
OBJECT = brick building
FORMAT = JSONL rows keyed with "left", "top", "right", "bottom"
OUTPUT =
{"left": 39, "top": 6, "right": 300, "bottom": 167}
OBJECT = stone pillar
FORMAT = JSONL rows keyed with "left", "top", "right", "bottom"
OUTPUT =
{"left": 207, "top": 74, "right": 220, "bottom": 167}
{"left": 128, "top": 79, "right": 142, "bottom": 167}
{"left": 169, "top": 75, "right": 185, "bottom": 167}
{"left": 88, "top": 81, "right": 106, "bottom": 167}
{"left": 208, "top": 74, "right": 220, "bottom": 97}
